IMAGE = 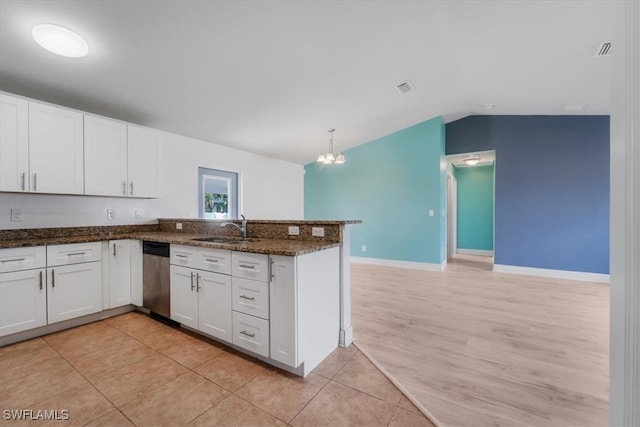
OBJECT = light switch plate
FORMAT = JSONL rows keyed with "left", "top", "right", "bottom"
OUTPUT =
{"left": 10, "top": 208, "right": 23, "bottom": 222}
{"left": 288, "top": 226, "right": 300, "bottom": 235}
{"left": 176, "top": 223, "right": 183, "bottom": 230}
{"left": 428, "top": 209, "right": 434, "bottom": 217}
{"left": 107, "top": 209, "right": 115, "bottom": 220}
{"left": 312, "top": 227, "right": 325, "bottom": 237}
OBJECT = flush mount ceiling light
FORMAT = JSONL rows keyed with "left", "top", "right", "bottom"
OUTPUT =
{"left": 463, "top": 154, "right": 480, "bottom": 166}
{"left": 32, "top": 24, "right": 88, "bottom": 58}
{"left": 316, "top": 129, "right": 345, "bottom": 165}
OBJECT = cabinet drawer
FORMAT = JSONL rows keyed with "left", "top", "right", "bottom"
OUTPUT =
{"left": 0, "top": 246, "right": 46, "bottom": 273}
{"left": 46, "top": 242, "right": 102, "bottom": 266}
{"left": 232, "top": 252, "right": 269, "bottom": 282}
{"left": 170, "top": 244, "right": 198, "bottom": 267}
{"left": 195, "top": 248, "right": 231, "bottom": 274}
{"left": 232, "top": 277, "right": 269, "bottom": 320}
{"left": 232, "top": 311, "right": 269, "bottom": 358}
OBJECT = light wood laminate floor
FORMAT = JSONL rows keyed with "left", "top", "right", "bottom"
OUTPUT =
{"left": 351, "top": 255, "right": 609, "bottom": 427}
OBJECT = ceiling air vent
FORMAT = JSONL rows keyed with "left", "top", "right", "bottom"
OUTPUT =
{"left": 396, "top": 80, "right": 414, "bottom": 94}
{"left": 595, "top": 41, "right": 612, "bottom": 57}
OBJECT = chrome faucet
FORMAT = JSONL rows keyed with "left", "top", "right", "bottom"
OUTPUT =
{"left": 221, "top": 214, "right": 247, "bottom": 239}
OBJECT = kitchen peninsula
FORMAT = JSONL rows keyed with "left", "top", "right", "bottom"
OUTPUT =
{"left": 0, "top": 218, "right": 360, "bottom": 377}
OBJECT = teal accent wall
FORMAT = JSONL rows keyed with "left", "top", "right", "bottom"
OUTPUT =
{"left": 455, "top": 165, "right": 494, "bottom": 251}
{"left": 304, "top": 117, "right": 447, "bottom": 265}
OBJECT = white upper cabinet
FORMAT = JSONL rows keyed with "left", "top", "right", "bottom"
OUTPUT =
{"left": 127, "top": 125, "right": 158, "bottom": 198}
{"left": 28, "top": 101, "right": 84, "bottom": 194}
{"left": 1, "top": 91, "right": 159, "bottom": 198}
{"left": 0, "top": 94, "right": 29, "bottom": 192}
{"left": 84, "top": 115, "right": 128, "bottom": 196}
{"left": 84, "top": 118, "right": 159, "bottom": 198}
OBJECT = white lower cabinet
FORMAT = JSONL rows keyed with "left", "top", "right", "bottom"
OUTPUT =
{"left": 232, "top": 311, "right": 269, "bottom": 357}
{"left": 269, "top": 255, "right": 298, "bottom": 367}
{"left": 130, "top": 240, "right": 143, "bottom": 306}
{"left": 0, "top": 268, "right": 47, "bottom": 337}
{"left": 47, "top": 261, "right": 102, "bottom": 324}
{"left": 108, "top": 240, "right": 131, "bottom": 308}
{"left": 170, "top": 264, "right": 232, "bottom": 342}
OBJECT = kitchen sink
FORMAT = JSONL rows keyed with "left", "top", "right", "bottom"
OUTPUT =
{"left": 190, "top": 237, "right": 249, "bottom": 244}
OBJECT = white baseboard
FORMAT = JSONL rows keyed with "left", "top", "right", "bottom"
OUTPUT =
{"left": 493, "top": 264, "right": 610, "bottom": 283}
{"left": 457, "top": 248, "right": 494, "bottom": 256}
{"left": 351, "top": 256, "right": 446, "bottom": 272}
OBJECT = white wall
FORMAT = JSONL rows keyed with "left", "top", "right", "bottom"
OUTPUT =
{"left": 0, "top": 129, "right": 304, "bottom": 229}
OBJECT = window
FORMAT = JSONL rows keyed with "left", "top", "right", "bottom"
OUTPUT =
{"left": 198, "top": 167, "right": 238, "bottom": 219}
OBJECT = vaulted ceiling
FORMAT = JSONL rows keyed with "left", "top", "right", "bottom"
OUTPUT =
{"left": 0, "top": 1, "right": 620, "bottom": 164}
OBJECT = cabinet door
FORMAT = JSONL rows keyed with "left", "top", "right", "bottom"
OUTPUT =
{"left": 84, "top": 115, "right": 127, "bottom": 196}
{"left": 130, "top": 240, "right": 143, "bottom": 306}
{"left": 197, "top": 270, "right": 232, "bottom": 342}
{"left": 0, "top": 269, "right": 47, "bottom": 336}
{"left": 0, "top": 94, "right": 29, "bottom": 192}
{"left": 109, "top": 240, "right": 131, "bottom": 308}
{"left": 28, "top": 101, "right": 84, "bottom": 194}
{"left": 127, "top": 125, "right": 158, "bottom": 198}
{"left": 47, "top": 262, "right": 102, "bottom": 324}
{"left": 269, "top": 255, "right": 299, "bottom": 367}
{"left": 169, "top": 265, "right": 198, "bottom": 329}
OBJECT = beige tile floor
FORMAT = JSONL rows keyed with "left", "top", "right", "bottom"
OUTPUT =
{"left": 0, "top": 312, "right": 435, "bottom": 427}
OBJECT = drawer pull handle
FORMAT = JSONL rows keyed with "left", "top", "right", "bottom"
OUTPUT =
{"left": 190, "top": 272, "right": 195, "bottom": 291}
{"left": 175, "top": 254, "right": 188, "bottom": 258}
{"left": 239, "top": 295, "right": 255, "bottom": 301}
{"left": 238, "top": 264, "right": 255, "bottom": 269}
{"left": 67, "top": 252, "right": 86, "bottom": 257}
{"left": 1, "top": 258, "right": 26, "bottom": 263}
{"left": 205, "top": 258, "right": 219, "bottom": 263}
{"left": 33, "top": 173, "right": 37, "bottom": 191}
{"left": 196, "top": 273, "right": 201, "bottom": 292}
{"left": 39, "top": 271, "right": 43, "bottom": 290}
{"left": 130, "top": 181, "right": 134, "bottom": 196}
{"left": 51, "top": 269, "right": 55, "bottom": 287}
{"left": 122, "top": 180, "right": 126, "bottom": 195}
{"left": 21, "top": 172, "right": 26, "bottom": 191}
{"left": 240, "top": 331, "right": 255, "bottom": 338}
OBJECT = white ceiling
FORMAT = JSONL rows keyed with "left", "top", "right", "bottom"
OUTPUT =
{"left": 0, "top": 1, "right": 620, "bottom": 165}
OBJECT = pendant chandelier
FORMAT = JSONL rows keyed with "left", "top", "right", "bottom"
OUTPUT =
{"left": 316, "top": 128, "right": 345, "bottom": 165}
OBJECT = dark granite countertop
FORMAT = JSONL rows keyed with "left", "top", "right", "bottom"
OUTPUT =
{"left": 0, "top": 231, "right": 340, "bottom": 256}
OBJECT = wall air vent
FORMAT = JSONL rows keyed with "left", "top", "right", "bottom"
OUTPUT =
{"left": 595, "top": 41, "right": 612, "bottom": 57}
{"left": 396, "top": 80, "right": 414, "bottom": 94}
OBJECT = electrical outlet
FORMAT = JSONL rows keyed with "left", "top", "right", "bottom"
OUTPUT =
{"left": 176, "top": 223, "right": 183, "bottom": 230}
{"left": 10, "top": 208, "right": 23, "bottom": 222}
{"left": 362, "top": 245, "right": 367, "bottom": 252}
{"left": 428, "top": 209, "right": 434, "bottom": 217}
{"left": 134, "top": 210, "right": 142, "bottom": 218}
{"left": 312, "top": 227, "right": 325, "bottom": 237}
{"left": 107, "top": 209, "right": 115, "bottom": 220}
{"left": 288, "top": 226, "right": 300, "bottom": 235}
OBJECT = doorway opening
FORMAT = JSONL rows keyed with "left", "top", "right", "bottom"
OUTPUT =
{"left": 445, "top": 150, "right": 495, "bottom": 268}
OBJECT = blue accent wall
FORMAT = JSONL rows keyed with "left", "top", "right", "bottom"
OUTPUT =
{"left": 455, "top": 165, "right": 494, "bottom": 251}
{"left": 305, "top": 117, "right": 447, "bottom": 265}
{"left": 446, "top": 116, "right": 609, "bottom": 274}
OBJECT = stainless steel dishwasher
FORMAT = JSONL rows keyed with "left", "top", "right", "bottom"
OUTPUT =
{"left": 142, "top": 241, "right": 171, "bottom": 319}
